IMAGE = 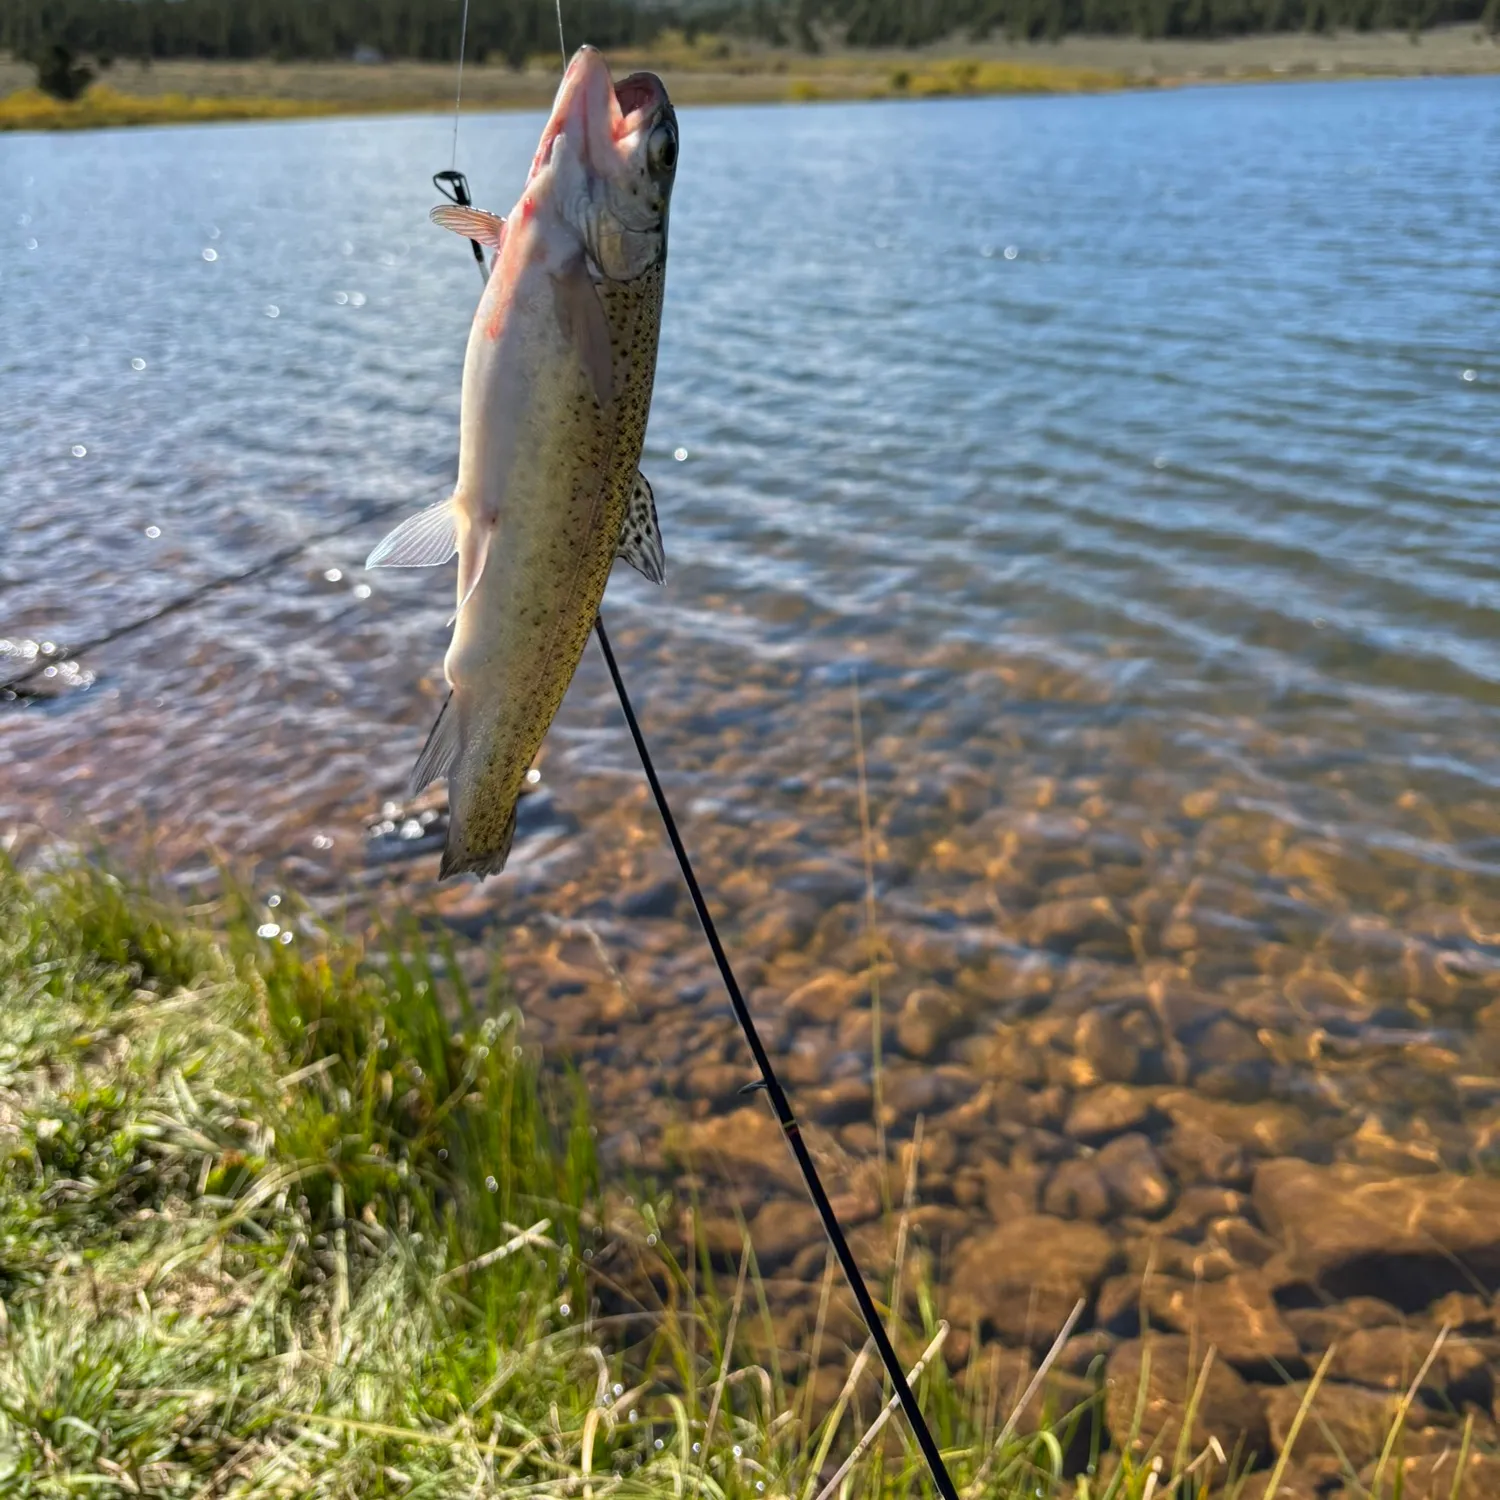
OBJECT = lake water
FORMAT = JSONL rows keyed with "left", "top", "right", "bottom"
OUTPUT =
{"left": 5, "top": 76, "right": 1500, "bottom": 1337}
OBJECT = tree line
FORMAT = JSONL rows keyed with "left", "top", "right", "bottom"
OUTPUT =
{"left": 3, "top": 0, "right": 660, "bottom": 73}
{"left": 6, "top": 0, "right": 1496, "bottom": 90}
{"left": 803, "top": 0, "right": 1495, "bottom": 47}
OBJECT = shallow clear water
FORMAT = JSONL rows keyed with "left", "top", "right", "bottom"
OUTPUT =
{"left": 5, "top": 78, "right": 1500, "bottom": 1202}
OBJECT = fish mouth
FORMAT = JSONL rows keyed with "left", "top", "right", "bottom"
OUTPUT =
{"left": 529, "top": 50, "right": 672, "bottom": 183}
{"left": 614, "top": 71, "right": 668, "bottom": 125}
{"left": 529, "top": 46, "right": 616, "bottom": 181}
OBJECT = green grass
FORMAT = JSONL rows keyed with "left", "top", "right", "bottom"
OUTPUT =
{"left": 4, "top": 855, "right": 1468, "bottom": 1499}
{"left": 0, "top": 856, "right": 609, "bottom": 1493}
{"left": 0, "top": 857, "right": 1107, "bottom": 1497}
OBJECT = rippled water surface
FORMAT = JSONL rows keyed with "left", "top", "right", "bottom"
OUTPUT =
{"left": 6, "top": 78, "right": 1500, "bottom": 1241}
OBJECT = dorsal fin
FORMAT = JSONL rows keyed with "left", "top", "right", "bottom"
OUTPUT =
{"left": 616, "top": 471, "right": 665, "bottom": 585}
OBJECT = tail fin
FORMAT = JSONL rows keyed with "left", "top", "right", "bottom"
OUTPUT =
{"left": 439, "top": 798, "right": 517, "bottom": 880}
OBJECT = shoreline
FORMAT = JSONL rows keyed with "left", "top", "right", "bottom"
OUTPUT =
{"left": 3, "top": 26, "right": 1498, "bottom": 130}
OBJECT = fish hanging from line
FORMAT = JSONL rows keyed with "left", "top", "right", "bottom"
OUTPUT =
{"left": 367, "top": 46, "right": 677, "bottom": 878}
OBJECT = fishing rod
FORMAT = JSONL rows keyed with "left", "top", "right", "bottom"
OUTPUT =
{"left": 434, "top": 15, "right": 961, "bottom": 1500}
{"left": 594, "top": 618, "right": 961, "bottom": 1500}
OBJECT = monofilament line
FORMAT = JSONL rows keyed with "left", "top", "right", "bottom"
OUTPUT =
{"left": 450, "top": 0, "right": 472, "bottom": 169}
{"left": 592, "top": 613, "right": 961, "bottom": 1500}
{"left": 556, "top": 0, "right": 568, "bottom": 67}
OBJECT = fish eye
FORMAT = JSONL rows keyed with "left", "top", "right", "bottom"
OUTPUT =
{"left": 648, "top": 122, "right": 678, "bottom": 176}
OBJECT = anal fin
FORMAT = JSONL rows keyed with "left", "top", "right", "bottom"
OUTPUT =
{"left": 409, "top": 692, "right": 460, "bottom": 797}
{"left": 616, "top": 470, "right": 665, "bottom": 585}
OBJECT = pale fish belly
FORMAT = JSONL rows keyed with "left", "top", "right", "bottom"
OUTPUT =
{"left": 439, "top": 271, "right": 663, "bottom": 878}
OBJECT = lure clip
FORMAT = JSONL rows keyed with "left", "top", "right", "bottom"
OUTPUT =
{"left": 433, "top": 169, "right": 487, "bottom": 275}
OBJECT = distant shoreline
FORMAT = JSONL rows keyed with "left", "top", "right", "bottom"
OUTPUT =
{"left": 3, "top": 27, "right": 1497, "bottom": 130}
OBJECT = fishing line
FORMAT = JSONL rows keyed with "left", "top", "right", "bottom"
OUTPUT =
{"left": 450, "top": 0, "right": 471, "bottom": 170}
{"left": 0, "top": 505, "right": 399, "bottom": 699}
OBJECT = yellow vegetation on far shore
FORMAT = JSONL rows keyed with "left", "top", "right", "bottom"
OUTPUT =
{"left": 3, "top": 25, "right": 1500, "bottom": 132}
{"left": 0, "top": 83, "right": 337, "bottom": 131}
{"left": 0, "top": 59, "right": 1128, "bottom": 132}
{"left": 889, "top": 57, "right": 1129, "bottom": 94}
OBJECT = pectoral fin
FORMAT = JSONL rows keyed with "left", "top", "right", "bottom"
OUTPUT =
{"left": 367, "top": 498, "right": 458, "bottom": 569}
{"left": 430, "top": 205, "right": 507, "bottom": 248}
{"left": 617, "top": 471, "right": 665, "bottom": 585}
{"left": 551, "top": 261, "right": 614, "bottom": 409}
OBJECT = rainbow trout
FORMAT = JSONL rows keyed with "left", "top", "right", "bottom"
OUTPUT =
{"left": 367, "top": 47, "right": 677, "bottom": 877}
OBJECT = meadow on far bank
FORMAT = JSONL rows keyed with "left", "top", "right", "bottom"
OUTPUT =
{"left": 3, "top": 24, "right": 1500, "bottom": 129}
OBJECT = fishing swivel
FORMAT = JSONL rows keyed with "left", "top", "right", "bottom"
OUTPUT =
{"left": 433, "top": 169, "right": 488, "bottom": 278}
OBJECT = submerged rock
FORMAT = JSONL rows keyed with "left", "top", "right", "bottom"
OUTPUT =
{"left": 667, "top": 1107, "right": 804, "bottom": 1193}
{"left": 1253, "top": 1158, "right": 1500, "bottom": 1304}
{"left": 1064, "top": 1082, "right": 1156, "bottom": 1141}
{"left": 1150, "top": 1272, "right": 1300, "bottom": 1370}
{"left": 948, "top": 1214, "right": 1116, "bottom": 1347}
{"left": 1021, "top": 896, "right": 1132, "bottom": 959}
{"left": 748, "top": 1198, "right": 823, "bottom": 1266}
{"left": 1097, "top": 1132, "right": 1174, "bottom": 1217}
{"left": 1282, "top": 1297, "right": 1403, "bottom": 1353}
{"left": 1328, "top": 1324, "right": 1495, "bottom": 1410}
{"left": 1095, "top": 1268, "right": 1298, "bottom": 1369}
{"left": 1104, "top": 1334, "right": 1269, "bottom": 1462}
{"left": 1262, "top": 1381, "right": 1434, "bottom": 1473}
{"left": 1365, "top": 1449, "right": 1500, "bottom": 1500}
{"left": 895, "top": 987, "right": 966, "bottom": 1060}
{"left": 1043, "top": 1157, "right": 1112, "bottom": 1221}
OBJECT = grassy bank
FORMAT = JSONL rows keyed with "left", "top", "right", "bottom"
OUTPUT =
{"left": 4, "top": 25, "right": 1497, "bottom": 130}
{"left": 3, "top": 856, "right": 1485, "bottom": 1496}
{"left": 0, "top": 857, "right": 1108, "bottom": 1497}
{"left": 0, "top": 857, "right": 616, "bottom": 1491}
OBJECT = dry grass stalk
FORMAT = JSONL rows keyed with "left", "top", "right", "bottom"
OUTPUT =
{"left": 435, "top": 1218, "right": 555, "bottom": 1286}
{"left": 812, "top": 1323, "right": 950, "bottom": 1500}
{"left": 699, "top": 1239, "right": 752, "bottom": 1487}
{"left": 851, "top": 668, "right": 888, "bottom": 1185}
{"left": 888, "top": 1114, "right": 925, "bottom": 1343}
{"left": 1369, "top": 1323, "right": 1452, "bottom": 1497}
{"left": 1261, "top": 1345, "right": 1337, "bottom": 1500}
{"left": 1170, "top": 1343, "right": 1217, "bottom": 1478}
{"left": 799, "top": 1342, "right": 876, "bottom": 1500}
{"left": 964, "top": 1296, "right": 1086, "bottom": 1497}
{"left": 799, "top": 1251, "right": 839, "bottom": 1443}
